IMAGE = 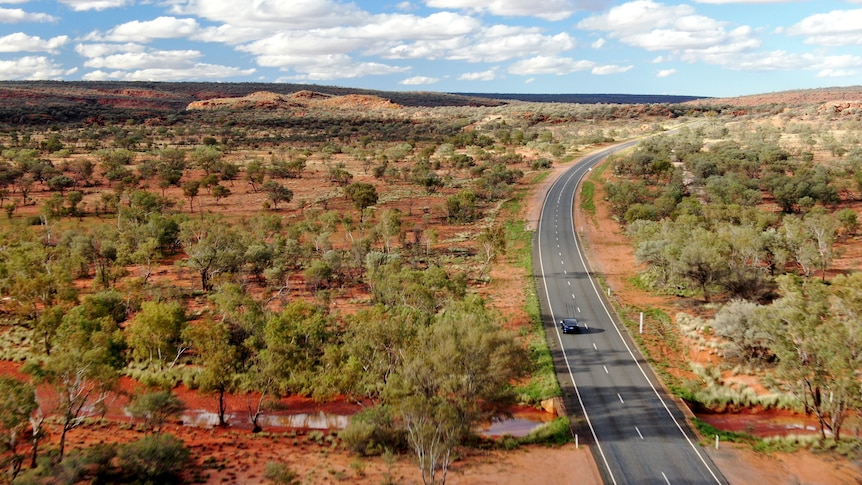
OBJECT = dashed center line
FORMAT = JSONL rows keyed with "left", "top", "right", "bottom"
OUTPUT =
{"left": 592, "top": 342, "right": 598, "bottom": 350}
{"left": 662, "top": 472, "right": 670, "bottom": 484}
{"left": 603, "top": 365, "right": 608, "bottom": 374}
{"left": 618, "top": 393, "right": 625, "bottom": 404}
{"left": 635, "top": 427, "right": 644, "bottom": 440}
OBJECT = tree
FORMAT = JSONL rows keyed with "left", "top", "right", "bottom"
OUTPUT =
{"left": 262, "top": 180, "right": 293, "bottom": 210}
{"left": 477, "top": 225, "right": 506, "bottom": 280}
{"left": 211, "top": 184, "right": 231, "bottom": 204}
{"left": 182, "top": 179, "right": 200, "bottom": 212}
{"left": 758, "top": 275, "right": 862, "bottom": 440}
{"left": 25, "top": 306, "right": 124, "bottom": 460}
{"left": 179, "top": 216, "right": 247, "bottom": 291}
{"left": 127, "top": 390, "right": 185, "bottom": 435}
{"left": 261, "top": 301, "right": 332, "bottom": 396}
{"left": 244, "top": 159, "right": 266, "bottom": 192}
{"left": 675, "top": 227, "right": 728, "bottom": 302}
{"left": 0, "top": 376, "right": 37, "bottom": 480}
{"left": 189, "top": 146, "right": 222, "bottom": 174}
{"left": 127, "top": 301, "right": 188, "bottom": 367}
{"left": 327, "top": 162, "right": 353, "bottom": 186}
{"left": 344, "top": 182, "right": 378, "bottom": 213}
{"left": 183, "top": 318, "right": 241, "bottom": 427}
{"left": 385, "top": 296, "right": 528, "bottom": 484}
{"left": 46, "top": 174, "right": 74, "bottom": 194}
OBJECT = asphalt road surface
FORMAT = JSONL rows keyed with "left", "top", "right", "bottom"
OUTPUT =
{"left": 534, "top": 140, "right": 728, "bottom": 485}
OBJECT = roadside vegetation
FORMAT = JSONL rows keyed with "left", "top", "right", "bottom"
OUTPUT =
{"left": 595, "top": 110, "right": 862, "bottom": 449}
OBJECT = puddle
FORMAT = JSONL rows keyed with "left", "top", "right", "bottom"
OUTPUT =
{"left": 182, "top": 410, "right": 236, "bottom": 428}
{"left": 260, "top": 411, "right": 350, "bottom": 430}
{"left": 480, "top": 417, "right": 548, "bottom": 437}
{"left": 181, "top": 409, "right": 350, "bottom": 430}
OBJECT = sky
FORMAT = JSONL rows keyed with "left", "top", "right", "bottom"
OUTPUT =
{"left": 3, "top": 1, "right": 862, "bottom": 97}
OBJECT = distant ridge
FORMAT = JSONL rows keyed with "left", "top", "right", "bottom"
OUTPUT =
{"left": 452, "top": 92, "right": 709, "bottom": 104}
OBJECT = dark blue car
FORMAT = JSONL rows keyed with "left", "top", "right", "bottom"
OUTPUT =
{"left": 559, "top": 318, "right": 580, "bottom": 334}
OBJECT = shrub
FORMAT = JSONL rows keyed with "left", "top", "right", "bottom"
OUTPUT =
{"left": 117, "top": 433, "right": 190, "bottom": 484}
{"left": 264, "top": 461, "right": 301, "bottom": 485}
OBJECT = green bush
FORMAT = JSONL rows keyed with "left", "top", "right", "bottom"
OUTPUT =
{"left": 339, "top": 405, "right": 407, "bottom": 456}
{"left": 264, "top": 461, "right": 301, "bottom": 485}
{"left": 117, "top": 433, "right": 190, "bottom": 484}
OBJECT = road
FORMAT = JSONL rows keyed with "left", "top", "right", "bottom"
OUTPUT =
{"left": 534, "top": 140, "right": 728, "bottom": 485}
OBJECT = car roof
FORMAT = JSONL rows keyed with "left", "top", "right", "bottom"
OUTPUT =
{"left": 561, "top": 318, "right": 578, "bottom": 322}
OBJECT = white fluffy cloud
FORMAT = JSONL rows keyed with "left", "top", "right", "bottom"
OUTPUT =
{"left": 424, "top": 0, "right": 611, "bottom": 21}
{"left": 579, "top": 0, "right": 760, "bottom": 66}
{"left": 0, "top": 56, "right": 71, "bottom": 80}
{"left": 0, "top": 6, "right": 56, "bottom": 22}
{"left": 83, "top": 64, "right": 255, "bottom": 81}
{"left": 657, "top": 68, "right": 676, "bottom": 77}
{"left": 788, "top": 9, "right": 862, "bottom": 46}
{"left": 400, "top": 76, "right": 441, "bottom": 85}
{"left": 459, "top": 68, "right": 497, "bottom": 80}
{"left": 172, "top": 0, "right": 368, "bottom": 29}
{"left": 58, "top": 0, "right": 132, "bottom": 11}
{"left": 592, "top": 64, "right": 633, "bottom": 75}
{"left": 83, "top": 50, "right": 204, "bottom": 70}
{"left": 509, "top": 55, "right": 595, "bottom": 75}
{"left": 99, "top": 17, "right": 203, "bottom": 43}
{"left": 0, "top": 33, "right": 68, "bottom": 53}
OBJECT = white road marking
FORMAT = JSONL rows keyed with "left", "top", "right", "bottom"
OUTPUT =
{"left": 568, "top": 281, "right": 571, "bottom": 286}
{"left": 618, "top": 393, "right": 625, "bottom": 404}
{"left": 603, "top": 365, "right": 608, "bottom": 374}
{"left": 636, "top": 427, "right": 644, "bottom": 440}
{"left": 593, "top": 342, "right": 598, "bottom": 350}
{"left": 577, "top": 307, "right": 581, "bottom": 313}
{"left": 662, "top": 472, "right": 670, "bottom": 484}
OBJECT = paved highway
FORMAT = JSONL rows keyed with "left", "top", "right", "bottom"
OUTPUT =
{"left": 534, "top": 141, "right": 727, "bottom": 485}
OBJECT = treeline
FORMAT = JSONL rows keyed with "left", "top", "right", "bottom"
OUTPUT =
{"left": 604, "top": 124, "right": 862, "bottom": 440}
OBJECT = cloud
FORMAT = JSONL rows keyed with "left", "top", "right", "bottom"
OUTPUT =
{"left": 423, "top": 0, "right": 610, "bottom": 21}
{"left": 0, "top": 33, "right": 68, "bottom": 53}
{"left": 459, "top": 68, "right": 497, "bottom": 80}
{"left": 508, "top": 55, "right": 595, "bottom": 75}
{"left": 259, "top": 53, "right": 410, "bottom": 80}
{"left": 400, "top": 76, "right": 441, "bottom": 85}
{"left": 173, "top": 0, "right": 368, "bottom": 29}
{"left": 0, "top": 6, "right": 57, "bottom": 22}
{"left": 83, "top": 64, "right": 256, "bottom": 81}
{"left": 75, "top": 43, "right": 145, "bottom": 58}
{"left": 579, "top": 0, "right": 761, "bottom": 66}
{"left": 592, "top": 64, "right": 633, "bottom": 75}
{"left": 83, "top": 50, "right": 205, "bottom": 70}
{"left": 787, "top": 9, "right": 862, "bottom": 46}
{"left": 592, "top": 38, "right": 606, "bottom": 49}
{"left": 58, "top": 0, "right": 132, "bottom": 11}
{"left": 99, "top": 17, "right": 203, "bottom": 43}
{"left": 0, "top": 56, "right": 70, "bottom": 80}
{"left": 384, "top": 26, "right": 575, "bottom": 63}
{"left": 657, "top": 68, "right": 676, "bottom": 77}
{"left": 693, "top": 0, "right": 790, "bottom": 3}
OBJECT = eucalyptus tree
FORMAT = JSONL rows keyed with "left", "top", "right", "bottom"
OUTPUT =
{"left": 179, "top": 215, "right": 247, "bottom": 291}
{"left": 0, "top": 376, "right": 37, "bottom": 480}
{"left": 756, "top": 274, "right": 862, "bottom": 440}
{"left": 25, "top": 303, "right": 125, "bottom": 460}
{"left": 384, "top": 295, "right": 528, "bottom": 485}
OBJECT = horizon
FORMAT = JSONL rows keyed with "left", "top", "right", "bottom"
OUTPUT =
{"left": 3, "top": 1, "right": 862, "bottom": 98}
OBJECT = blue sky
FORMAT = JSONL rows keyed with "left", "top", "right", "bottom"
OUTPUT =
{"left": 3, "top": 1, "right": 862, "bottom": 97}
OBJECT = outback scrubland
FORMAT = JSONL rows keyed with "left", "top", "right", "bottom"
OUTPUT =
{"left": 0, "top": 82, "right": 860, "bottom": 484}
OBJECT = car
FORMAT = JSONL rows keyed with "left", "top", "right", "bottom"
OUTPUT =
{"left": 559, "top": 318, "right": 580, "bottom": 334}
